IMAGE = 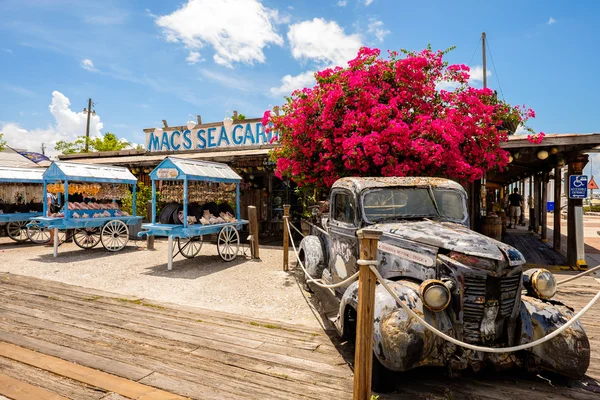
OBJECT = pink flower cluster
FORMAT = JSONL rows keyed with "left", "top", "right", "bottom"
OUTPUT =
{"left": 264, "top": 47, "right": 538, "bottom": 189}
{"left": 527, "top": 132, "right": 546, "bottom": 144}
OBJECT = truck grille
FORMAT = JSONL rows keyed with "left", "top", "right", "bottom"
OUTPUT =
{"left": 463, "top": 273, "right": 522, "bottom": 344}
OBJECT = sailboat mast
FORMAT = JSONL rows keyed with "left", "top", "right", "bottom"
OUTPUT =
{"left": 482, "top": 32, "right": 487, "bottom": 89}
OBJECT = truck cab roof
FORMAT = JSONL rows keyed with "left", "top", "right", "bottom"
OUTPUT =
{"left": 332, "top": 177, "right": 466, "bottom": 193}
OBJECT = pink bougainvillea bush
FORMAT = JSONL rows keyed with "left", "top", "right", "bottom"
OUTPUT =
{"left": 264, "top": 47, "right": 541, "bottom": 190}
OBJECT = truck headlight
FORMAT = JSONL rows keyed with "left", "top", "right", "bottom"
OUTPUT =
{"left": 523, "top": 268, "right": 557, "bottom": 300}
{"left": 419, "top": 279, "right": 451, "bottom": 312}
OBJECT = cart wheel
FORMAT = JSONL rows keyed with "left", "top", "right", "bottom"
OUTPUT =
{"left": 6, "top": 221, "right": 28, "bottom": 243}
{"left": 57, "top": 230, "right": 67, "bottom": 244}
{"left": 177, "top": 236, "right": 203, "bottom": 259}
{"left": 26, "top": 223, "right": 51, "bottom": 244}
{"left": 74, "top": 228, "right": 101, "bottom": 249}
{"left": 217, "top": 226, "right": 239, "bottom": 262}
{"left": 101, "top": 220, "right": 129, "bottom": 252}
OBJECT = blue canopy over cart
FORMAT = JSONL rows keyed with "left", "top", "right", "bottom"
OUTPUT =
{"left": 139, "top": 157, "right": 247, "bottom": 270}
{"left": 29, "top": 161, "right": 141, "bottom": 256}
{"left": 0, "top": 166, "right": 48, "bottom": 243}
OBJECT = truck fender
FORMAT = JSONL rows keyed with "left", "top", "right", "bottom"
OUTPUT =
{"left": 519, "top": 295, "right": 590, "bottom": 378}
{"left": 338, "top": 279, "right": 453, "bottom": 372}
{"left": 298, "top": 235, "right": 325, "bottom": 279}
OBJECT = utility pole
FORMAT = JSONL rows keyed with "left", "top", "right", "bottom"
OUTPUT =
{"left": 41, "top": 143, "right": 46, "bottom": 156}
{"left": 482, "top": 32, "right": 487, "bottom": 89}
{"left": 84, "top": 98, "right": 93, "bottom": 152}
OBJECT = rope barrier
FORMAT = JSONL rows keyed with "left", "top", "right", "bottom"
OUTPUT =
{"left": 369, "top": 265, "right": 600, "bottom": 353}
{"left": 286, "top": 219, "right": 359, "bottom": 288}
{"left": 284, "top": 219, "right": 600, "bottom": 353}
{"left": 287, "top": 221, "right": 306, "bottom": 238}
{"left": 557, "top": 264, "right": 600, "bottom": 285}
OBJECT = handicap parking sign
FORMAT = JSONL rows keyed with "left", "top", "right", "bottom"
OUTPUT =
{"left": 569, "top": 175, "right": 588, "bottom": 199}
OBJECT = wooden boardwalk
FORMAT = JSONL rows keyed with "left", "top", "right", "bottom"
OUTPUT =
{"left": 0, "top": 272, "right": 353, "bottom": 399}
{"left": 503, "top": 227, "right": 567, "bottom": 266}
{"left": 0, "top": 271, "right": 599, "bottom": 399}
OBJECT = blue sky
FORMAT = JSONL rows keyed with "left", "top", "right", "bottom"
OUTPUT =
{"left": 0, "top": 0, "right": 598, "bottom": 161}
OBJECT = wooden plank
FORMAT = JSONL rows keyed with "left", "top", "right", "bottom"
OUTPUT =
{"left": 0, "top": 355, "right": 107, "bottom": 399}
{"left": 0, "top": 331, "right": 152, "bottom": 382}
{"left": 0, "top": 304, "right": 352, "bottom": 398}
{"left": 0, "top": 288, "right": 343, "bottom": 366}
{"left": 0, "top": 283, "right": 339, "bottom": 357}
{"left": 0, "top": 274, "right": 324, "bottom": 341}
{"left": 0, "top": 342, "right": 186, "bottom": 400}
{"left": 0, "top": 272, "right": 321, "bottom": 336}
{"left": 0, "top": 372, "right": 69, "bottom": 400}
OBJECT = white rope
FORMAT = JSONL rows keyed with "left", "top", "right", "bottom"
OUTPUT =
{"left": 286, "top": 219, "right": 359, "bottom": 289}
{"left": 369, "top": 265, "right": 600, "bottom": 353}
{"left": 287, "top": 219, "right": 306, "bottom": 238}
{"left": 557, "top": 264, "right": 600, "bottom": 285}
{"left": 283, "top": 218, "right": 600, "bottom": 352}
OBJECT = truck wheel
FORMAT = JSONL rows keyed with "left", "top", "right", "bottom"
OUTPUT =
{"left": 371, "top": 351, "right": 395, "bottom": 393}
{"left": 299, "top": 235, "right": 325, "bottom": 279}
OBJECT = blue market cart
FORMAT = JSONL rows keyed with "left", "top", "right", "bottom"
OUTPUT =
{"left": 139, "top": 157, "right": 248, "bottom": 270}
{"left": 29, "top": 161, "right": 142, "bottom": 257}
{"left": 0, "top": 166, "right": 48, "bottom": 243}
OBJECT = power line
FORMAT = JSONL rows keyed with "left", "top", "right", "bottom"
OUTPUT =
{"left": 485, "top": 38, "right": 505, "bottom": 100}
{"left": 468, "top": 37, "right": 481, "bottom": 66}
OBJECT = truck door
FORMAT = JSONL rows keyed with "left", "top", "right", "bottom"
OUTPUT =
{"left": 329, "top": 189, "right": 360, "bottom": 295}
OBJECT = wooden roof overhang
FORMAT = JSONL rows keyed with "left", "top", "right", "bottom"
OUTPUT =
{"left": 487, "top": 133, "right": 600, "bottom": 186}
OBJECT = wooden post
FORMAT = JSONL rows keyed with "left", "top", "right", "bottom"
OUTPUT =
{"left": 534, "top": 174, "right": 541, "bottom": 234}
{"left": 353, "top": 228, "right": 382, "bottom": 400}
{"left": 248, "top": 206, "right": 260, "bottom": 259}
{"left": 541, "top": 172, "right": 549, "bottom": 242}
{"left": 553, "top": 167, "right": 562, "bottom": 250}
{"left": 283, "top": 204, "right": 291, "bottom": 271}
{"left": 567, "top": 154, "right": 589, "bottom": 269}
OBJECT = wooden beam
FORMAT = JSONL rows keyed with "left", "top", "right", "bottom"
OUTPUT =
{"left": 0, "top": 342, "right": 185, "bottom": 400}
{"left": 554, "top": 167, "right": 562, "bottom": 250}
{"left": 541, "top": 172, "right": 548, "bottom": 241}
{"left": 0, "top": 372, "right": 69, "bottom": 400}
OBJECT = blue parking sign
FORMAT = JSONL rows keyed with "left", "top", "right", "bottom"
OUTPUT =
{"left": 569, "top": 175, "right": 588, "bottom": 199}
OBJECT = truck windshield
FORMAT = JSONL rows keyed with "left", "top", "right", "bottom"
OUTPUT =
{"left": 362, "top": 187, "right": 466, "bottom": 223}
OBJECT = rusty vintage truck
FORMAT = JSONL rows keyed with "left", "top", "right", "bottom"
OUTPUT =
{"left": 299, "top": 177, "right": 589, "bottom": 391}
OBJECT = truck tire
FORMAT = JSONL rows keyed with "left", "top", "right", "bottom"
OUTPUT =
{"left": 299, "top": 235, "right": 325, "bottom": 279}
{"left": 372, "top": 351, "right": 395, "bottom": 393}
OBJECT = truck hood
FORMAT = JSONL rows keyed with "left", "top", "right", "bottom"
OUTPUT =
{"left": 372, "top": 220, "right": 521, "bottom": 263}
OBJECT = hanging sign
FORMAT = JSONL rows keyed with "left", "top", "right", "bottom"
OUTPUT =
{"left": 145, "top": 121, "right": 278, "bottom": 153}
{"left": 156, "top": 168, "right": 179, "bottom": 179}
{"left": 569, "top": 175, "right": 588, "bottom": 199}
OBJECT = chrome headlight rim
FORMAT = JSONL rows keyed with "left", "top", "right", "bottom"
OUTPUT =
{"left": 419, "top": 279, "right": 451, "bottom": 312}
{"left": 530, "top": 268, "right": 557, "bottom": 300}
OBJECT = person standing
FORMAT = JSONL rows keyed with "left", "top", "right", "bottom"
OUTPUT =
{"left": 508, "top": 188, "right": 524, "bottom": 229}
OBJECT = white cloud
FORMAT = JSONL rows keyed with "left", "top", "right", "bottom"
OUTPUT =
{"left": 155, "top": 0, "right": 284, "bottom": 67}
{"left": 145, "top": 8, "right": 157, "bottom": 18}
{"left": 1, "top": 84, "right": 37, "bottom": 98}
{"left": 269, "top": 70, "right": 316, "bottom": 97}
{"left": 367, "top": 18, "right": 390, "bottom": 42}
{"left": 337, "top": 0, "right": 348, "bottom": 6}
{"left": 0, "top": 91, "right": 104, "bottom": 158}
{"left": 186, "top": 51, "right": 202, "bottom": 64}
{"left": 548, "top": 17, "right": 556, "bottom": 25}
{"left": 81, "top": 58, "right": 98, "bottom": 72}
{"left": 200, "top": 69, "right": 255, "bottom": 91}
{"left": 364, "top": 0, "right": 375, "bottom": 5}
{"left": 468, "top": 65, "right": 492, "bottom": 84}
{"left": 287, "top": 18, "right": 362, "bottom": 67}
{"left": 4, "top": 49, "right": 14, "bottom": 56}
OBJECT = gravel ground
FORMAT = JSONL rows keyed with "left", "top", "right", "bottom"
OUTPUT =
{"left": 0, "top": 236, "right": 324, "bottom": 329}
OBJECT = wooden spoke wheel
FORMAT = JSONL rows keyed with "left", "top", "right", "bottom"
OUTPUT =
{"left": 217, "top": 226, "right": 239, "bottom": 262}
{"left": 6, "top": 221, "right": 28, "bottom": 243}
{"left": 73, "top": 228, "right": 101, "bottom": 249}
{"left": 177, "top": 236, "right": 203, "bottom": 259}
{"left": 101, "top": 220, "right": 129, "bottom": 252}
{"left": 26, "top": 223, "right": 51, "bottom": 244}
{"left": 57, "top": 230, "right": 67, "bottom": 244}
